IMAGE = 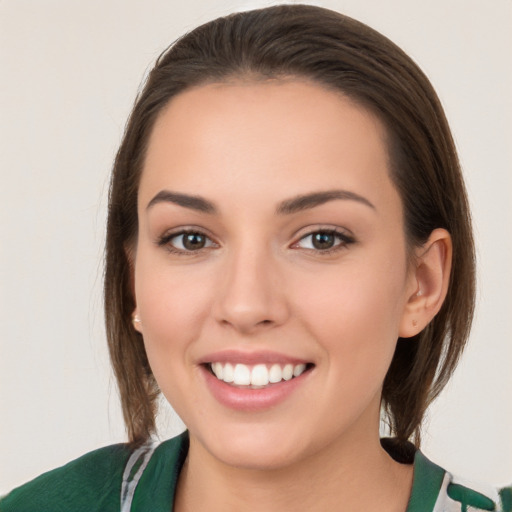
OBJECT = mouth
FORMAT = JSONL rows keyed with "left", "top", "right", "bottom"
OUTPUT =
{"left": 204, "top": 361, "right": 315, "bottom": 389}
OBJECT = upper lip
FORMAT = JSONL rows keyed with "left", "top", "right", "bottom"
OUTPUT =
{"left": 198, "top": 349, "right": 311, "bottom": 366}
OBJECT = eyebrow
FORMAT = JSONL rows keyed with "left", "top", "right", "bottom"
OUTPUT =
{"left": 276, "top": 190, "right": 375, "bottom": 215}
{"left": 147, "top": 190, "right": 217, "bottom": 214}
{"left": 146, "top": 189, "right": 375, "bottom": 215}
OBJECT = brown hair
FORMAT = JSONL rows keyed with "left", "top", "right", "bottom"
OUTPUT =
{"left": 104, "top": 4, "right": 475, "bottom": 447}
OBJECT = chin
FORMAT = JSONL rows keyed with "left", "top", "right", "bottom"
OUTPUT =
{"left": 214, "top": 442, "right": 303, "bottom": 471}
{"left": 193, "top": 421, "right": 313, "bottom": 471}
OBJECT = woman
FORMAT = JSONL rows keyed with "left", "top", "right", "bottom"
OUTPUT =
{"left": 1, "top": 4, "right": 509, "bottom": 511}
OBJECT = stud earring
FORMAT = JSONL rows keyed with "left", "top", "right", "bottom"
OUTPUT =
{"left": 132, "top": 315, "right": 142, "bottom": 328}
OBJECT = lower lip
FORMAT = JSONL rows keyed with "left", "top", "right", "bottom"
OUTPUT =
{"left": 201, "top": 366, "right": 311, "bottom": 411}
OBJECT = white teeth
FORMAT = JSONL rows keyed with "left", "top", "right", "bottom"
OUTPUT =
{"left": 212, "top": 362, "right": 223, "bottom": 380}
{"left": 222, "top": 363, "right": 234, "bottom": 383}
{"left": 282, "top": 364, "right": 293, "bottom": 381}
{"left": 293, "top": 363, "right": 306, "bottom": 377}
{"left": 233, "top": 364, "right": 251, "bottom": 385}
{"left": 211, "top": 362, "right": 309, "bottom": 386}
{"left": 251, "top": 364, "right": 269, "bottom": 386}
{"left": 269, "top": 364, "right": 282, "bottom": 383}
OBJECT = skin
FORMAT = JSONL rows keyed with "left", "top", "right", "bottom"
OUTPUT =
{"left": 132, "top": 80, "right": 451, "bottom": 511}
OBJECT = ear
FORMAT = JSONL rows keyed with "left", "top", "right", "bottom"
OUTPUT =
{"left": 399, "top": 228, "right": 452, "bottom": 338}
{"left": 132, "top": 307, "right": 143, "bottom": 333}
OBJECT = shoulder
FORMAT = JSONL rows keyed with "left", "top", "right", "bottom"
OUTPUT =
{"left": 411, "top": 450, "right": 512, "bottom": 512}
{"left": 0, "top": 432, "right": 189, "bottom": 512}
{"left": 0, "top": 443, "right": 132, "bottom": 512}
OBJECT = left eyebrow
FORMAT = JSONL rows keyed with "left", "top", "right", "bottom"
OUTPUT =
{"left": 276, "top": 190, "right": 376, "bottom": 215}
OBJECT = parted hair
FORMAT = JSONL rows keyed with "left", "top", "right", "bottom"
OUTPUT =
{"left": 104, "top": 4, "right": 475, "bottom": 448}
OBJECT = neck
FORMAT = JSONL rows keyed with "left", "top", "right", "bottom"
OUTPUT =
{"left": 174, "top": 425, "right": 413, "bottom": 512}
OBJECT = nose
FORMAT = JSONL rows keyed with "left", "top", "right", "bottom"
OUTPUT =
{"left": 212, "top": 242, "right": 290, "bottom": 335}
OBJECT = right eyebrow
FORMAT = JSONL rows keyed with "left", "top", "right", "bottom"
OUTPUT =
{"left": 146, "top": 190, "right": 218, "bottom": 214}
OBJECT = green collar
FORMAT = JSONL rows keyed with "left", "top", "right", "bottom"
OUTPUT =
{"left": 406, "top": 450, "right": 446, "bottom": 512}
{"left": 132, "top": 432, "right": 446, "bottom": 512}
{"left": 131, "top": 431, "right": 189, "bottom": 511}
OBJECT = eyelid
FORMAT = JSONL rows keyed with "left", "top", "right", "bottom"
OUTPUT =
{"left": 291, "top": 224, "right": 354, "bottom": 241}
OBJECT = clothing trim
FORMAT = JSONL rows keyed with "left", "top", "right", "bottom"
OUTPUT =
{"left": 120, "top": 442, "right": 157, "bottom": 512}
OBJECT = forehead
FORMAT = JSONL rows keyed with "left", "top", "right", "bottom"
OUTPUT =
{"left": 139, "top": 80, "right": 398, "bottom": 216}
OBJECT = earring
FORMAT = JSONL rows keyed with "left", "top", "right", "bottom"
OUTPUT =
{"left": 132, "top": 315, "right": 141, "bottom": 328}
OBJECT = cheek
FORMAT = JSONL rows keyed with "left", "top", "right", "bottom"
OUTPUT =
{"left": 291, "top": 253, "right": 407, "bottom": 379}
{"left": 133, "top": 254, "right": 214, "bottom": 371}
{"left": 134, "top": 261, "right": 217, "bottom": 416}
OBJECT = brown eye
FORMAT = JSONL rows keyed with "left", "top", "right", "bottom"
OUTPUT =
{"left": 160, "top": 230, "right": 216, "bottom": 253}
{"left": 311, "top": 232, "right": 336, "bottom": 250}
{"left": 295, "top": 229, "right": 354, "bottom": 254}
{"left": 182, "top": 233, "right": 207, "bottom": 250}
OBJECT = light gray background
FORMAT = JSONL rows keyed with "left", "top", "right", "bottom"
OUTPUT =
{"left": 1, "top": 0, "right": 511, "bottom": 493}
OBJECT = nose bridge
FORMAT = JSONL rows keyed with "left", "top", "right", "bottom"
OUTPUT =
{"left": 213, "top": 235, "right": 288, "bottom": 333}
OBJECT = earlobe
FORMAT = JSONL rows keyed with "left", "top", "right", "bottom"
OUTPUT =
{"left": 399, "top": 228, "right": 452, "bottom": 338}
{"left": 132, "top": 309, "right": 142, "bottom": 333}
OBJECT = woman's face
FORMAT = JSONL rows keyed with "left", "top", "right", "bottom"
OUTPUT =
{"left": 134, "top": 80, "right": 418, "bottom": 469}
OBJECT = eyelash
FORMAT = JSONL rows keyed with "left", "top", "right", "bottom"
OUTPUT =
{"left": 157, "top": 228, "right": 355, "bottom": 256}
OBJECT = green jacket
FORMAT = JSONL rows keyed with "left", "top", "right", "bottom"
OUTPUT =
{"left": 1, "top": 432, "right": 510, "bottom": 511}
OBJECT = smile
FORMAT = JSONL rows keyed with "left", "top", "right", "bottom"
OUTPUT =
{"left": 200, "top": 351, "right": 315, "bottom": 410}
{"left": 209, "top": 362, "right": 309, "bottom": 388}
